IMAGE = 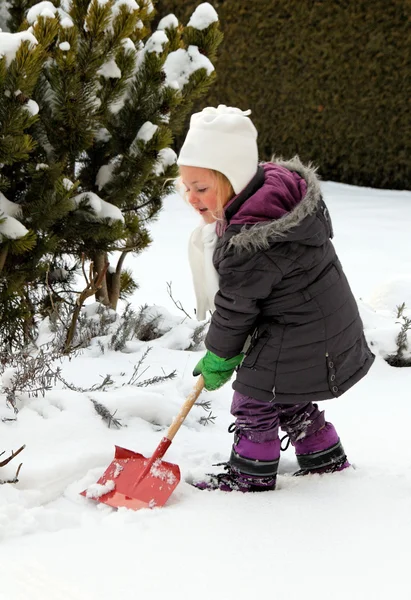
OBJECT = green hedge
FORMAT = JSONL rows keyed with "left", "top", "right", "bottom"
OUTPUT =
{"left": 156, "top": 0, "right": 411, "bottom": 189}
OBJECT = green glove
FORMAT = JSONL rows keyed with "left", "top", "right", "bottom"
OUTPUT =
{"left": 193, "top": 351, "right": 244, "bottom": 391}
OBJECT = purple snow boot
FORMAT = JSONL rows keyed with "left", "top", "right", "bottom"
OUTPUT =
{"left": 293, "top": 422, "right": 350, "bottom": 476}
{"left": 194, "top": 431, "right": 280, "bottom": 492}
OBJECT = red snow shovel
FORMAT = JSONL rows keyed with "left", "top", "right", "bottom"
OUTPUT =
{"left": 81, "top": 376, "right": 205, "bottom": 510}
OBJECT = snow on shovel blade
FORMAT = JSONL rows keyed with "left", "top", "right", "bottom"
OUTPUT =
{"left": 81, "top": 378, "right": 205, "bottom": 511}
{"left": 81, "top": 445, "right": 180, "bottom": 510}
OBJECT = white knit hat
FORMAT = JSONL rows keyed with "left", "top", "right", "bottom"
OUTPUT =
{"left": 177, "top": 105, "right": 258, "bottom": 194}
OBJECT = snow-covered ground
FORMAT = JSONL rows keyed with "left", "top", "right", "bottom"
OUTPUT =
{"left": 1, "top": 181, "right": 411, "bottom": 600}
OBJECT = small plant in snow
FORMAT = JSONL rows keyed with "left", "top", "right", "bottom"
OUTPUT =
{"left": 89, "top": 399, "right": 122, "bottom": 429}
{"left": 109, "top": 303, "right": 165, "bottom": 351}
{"left": 132, "top": 304, "right": 164, "bottom": 342}
{"left": 195, "top": 396, "right": 216, "bottom": 426}
{"left": 0, "top": 344, "right": 114, "bottom": 414}
{"left": 124, "top": 347, "right": 176, "bottom": 387}
{"left": 109, "top": 303, "right": 138, "bottom": 351}
{"left": 0, "top": 346, "right": 68, "bottom": 412}
{"left": 188, "top": 322, "right": 208, "bottom": 351}
{"left": 386, "top": 303, "right": 411, "bottom": 367}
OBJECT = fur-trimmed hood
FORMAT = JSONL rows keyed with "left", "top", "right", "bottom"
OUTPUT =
{"left": 226, "top": 157, "right": 328, "bottom": 252}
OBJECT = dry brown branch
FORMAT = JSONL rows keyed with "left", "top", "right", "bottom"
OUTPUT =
{"left": 0, "top": 444, "right": 26, "bottom": 467}
{"left": 0, "top": 444, "right": 25, "bottom": 484}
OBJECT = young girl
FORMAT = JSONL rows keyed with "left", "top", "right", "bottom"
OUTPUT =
{"left": 177, "top": 105, "right": 375, "bottom": 492}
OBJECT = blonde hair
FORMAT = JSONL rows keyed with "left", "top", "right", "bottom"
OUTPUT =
{"left": 177, "top": 169, "right": 235, "bottom": 222}
{"left": 209, "top": 169, "right": 235, "bottom": 220}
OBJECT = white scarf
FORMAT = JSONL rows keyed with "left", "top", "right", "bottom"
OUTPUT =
{"left": 188, "top": 221, "right": 219, "bottom": 321}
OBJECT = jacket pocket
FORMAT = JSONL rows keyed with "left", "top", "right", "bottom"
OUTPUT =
{"left": 242, "top": 329, "right": 270, "bottom": 369}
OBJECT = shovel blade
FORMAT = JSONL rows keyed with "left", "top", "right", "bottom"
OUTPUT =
{"left": 81, "top": 445, "right": 180, "bottom": 510}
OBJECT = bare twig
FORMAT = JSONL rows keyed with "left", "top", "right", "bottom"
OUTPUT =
{"left": 0, "top": 462, "right": 23, "bottom": 484}
{"left": 0, "top": 444, "right": 25, "bottom": 484}
{"left": 166, "top": 281, "right": 192, "bottom": 319}
{"left": 0, "top": 444, "right": 25, "bottom": 467}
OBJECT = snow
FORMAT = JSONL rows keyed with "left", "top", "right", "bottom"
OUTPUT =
{"left": 71, "top": 192, "right": 124, "bottom": 223}
{"left": 121, "top": 37, "right": 136, "bottom": 52}
{"left": 112, "top": 0, "right": 139, "bottom": 16}
{"left": 95, "top": 127, "right": 112, "bottom": 143}
{"left": 157, "top": 14, "right": 179, "bottom": 31}
{"left": 62, "top": 178, "right": 74, "bottom": 190}
{"left": 163, "top": 45, "right": 214, "bottom": 90}
{"left": 26, "top": 1, "right": 58, "bottom": 24}
{"left": 97, "top": 58, "right": 121, "bottom": 79}
{"left": 0, "top": 214, "right": 29, "bottom": 240}
{"left": 23, "top": 98, "right": 39, "bottom": 116}
{"left": 136, "top": 120, "right": 158, "bottom": 143}
{"left": 144, "top": 30, "right": 168, "bottom": 55}
{"left": 0, "top": 30, "right": 38, "bottom": 66}
{"left": 1, "top": 181, "right": 411, "bottom": 599}
{"left": 367, "top": 277, "right": 411, "bottom": 314}
{"left": 95, "top": 162, "right": 117, "bottom": 190}
{"left": 58, "top": 11, "right": 74, "bottom": 29}
{"left": 152, "top": 147, "right": 177, "bottom": 175}
{"left": 187, "top": 2, "right": 218, "bottom": 30}
{"left": 85, "top": 480, "right": 115, "bottom": 499}
{"left": 0, "top": 191, "right": 22, "bottom": 218}
{"left": 58, "top": 41, "right": 70, "bottom": 51}
{"left": 0, "top": 191, "right": 27, "bottom": 240}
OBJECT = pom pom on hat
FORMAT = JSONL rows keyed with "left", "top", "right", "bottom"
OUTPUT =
{"left": 177, "top": 105, "right": 258, "bottom": 194}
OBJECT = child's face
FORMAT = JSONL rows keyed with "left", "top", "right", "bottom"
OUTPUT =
{"left": 179, "top": 166, "right": 219, "bottom": 223}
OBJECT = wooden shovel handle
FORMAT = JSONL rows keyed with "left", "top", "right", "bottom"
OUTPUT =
{"left": 166, "top": 376, "right": 205, "bottom": 441}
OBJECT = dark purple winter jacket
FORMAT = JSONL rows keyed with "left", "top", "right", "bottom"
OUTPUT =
{"left": 206, "top": 158, "right": 375, "bottom": 404}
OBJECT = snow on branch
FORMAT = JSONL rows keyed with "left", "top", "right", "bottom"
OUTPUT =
{"left": 0, "top": 31, "right": 38, "bottom": 66}
{"left": 157, "top": 14, "right": 178, "bottom": 31}
{"left": 26, "top": 1, "right": 58, "bottom": 23}
{"left": 187, "top": 3, "right": 218, "bottom": 31}
{"left": 163, "top": 46, "right": 214, "bottom": 90}
{"left": 71, "top": 192, "right": 125, "bottom": 223}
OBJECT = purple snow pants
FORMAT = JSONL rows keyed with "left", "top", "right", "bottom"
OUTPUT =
{"left": 231, "top": 391, "right": 326, "bottom": 444}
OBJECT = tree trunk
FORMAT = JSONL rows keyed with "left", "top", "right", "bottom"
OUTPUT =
{"left": 93, "top": 250, "right": 129, "bottom": 311}
{"left": 92, "top": 251, "right": 110, "bottom": 307}
{"left": 109, "top": 251, "right": 128, "bottom": 311}
{"left": 0, "top": 246, "right": 8, "bottom": 272}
